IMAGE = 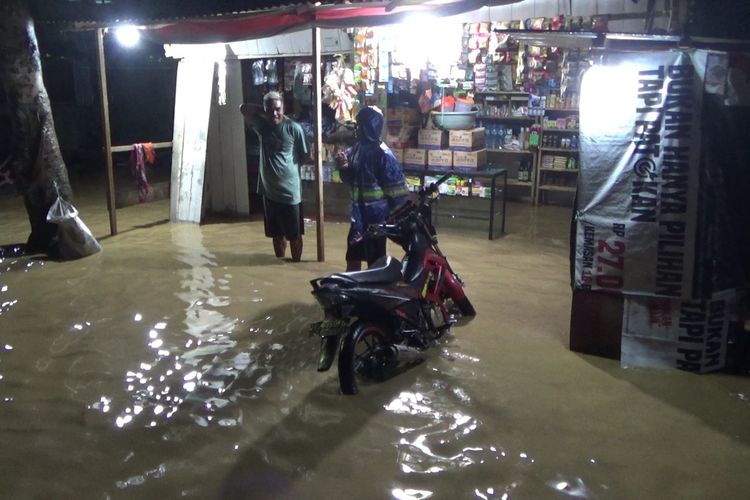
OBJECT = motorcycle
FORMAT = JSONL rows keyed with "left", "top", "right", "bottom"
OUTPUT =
{"left": 309, "top": 171, "right": 476, "bottom": 395}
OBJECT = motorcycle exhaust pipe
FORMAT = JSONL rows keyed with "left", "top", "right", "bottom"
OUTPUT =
{"left": 388, "top": 344, "right": 425, "bottom": 365}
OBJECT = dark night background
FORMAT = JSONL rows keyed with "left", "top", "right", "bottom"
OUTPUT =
{"left": 1, "top": 0, "right": 748, "bottom": 185}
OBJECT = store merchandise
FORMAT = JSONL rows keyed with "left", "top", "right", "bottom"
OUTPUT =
{"left": 322, "top": 55, "right": 358, "bottom": 122}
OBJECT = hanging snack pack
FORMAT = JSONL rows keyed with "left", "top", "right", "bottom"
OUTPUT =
{"left": 46, "top": 186, "right": 102, "bottom": 260}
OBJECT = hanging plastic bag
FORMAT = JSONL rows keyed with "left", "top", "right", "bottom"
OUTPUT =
{"left": 46, "top": 185, "right": 102, "bottom": 260}
{"left": 265, "top": 59, "right": 278, "bottom": 85}
{"left": 251, "top": 60, "right": 265, "bottom": 86}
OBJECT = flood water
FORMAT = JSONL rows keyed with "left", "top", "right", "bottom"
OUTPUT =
{"left": 1, "top": 181, "right": 749, "bottom": 499}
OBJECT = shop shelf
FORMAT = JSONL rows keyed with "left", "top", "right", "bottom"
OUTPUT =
{"left": 539, "top": 147, "right": 579, "bottom": 153}
{"left": 540, "top": 167, "right": 579, "bottom": 172}
{"left": 538, "top": 184, "right": 577, "bottom": 192}
{"left": 542, "top": 107, "right": 579, "bottom": 112}
{"left": 541, "top": 128, "right": 579, "bottom": 132}
{"left": 487, "top": 148, "right": 533, "bottom": 155}
{"left": 475, "top": 90, "right": 530, "bottom": 96}
{"left": 507, "top": 179, "right": 533, "bottom": 187}
{"left": 478, "top": 115, "right": 536, "bottom": 121}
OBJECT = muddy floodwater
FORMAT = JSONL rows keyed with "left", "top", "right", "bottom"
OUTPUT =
{"left": 1, "top": 181, "right": 749, "bottom": 499}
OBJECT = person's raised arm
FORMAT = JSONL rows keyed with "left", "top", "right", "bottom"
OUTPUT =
{"left": 239, "top": 103, "right": 263, "bottom": 129}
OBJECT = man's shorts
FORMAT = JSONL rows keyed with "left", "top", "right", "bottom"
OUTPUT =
{"left": 263, "top": 197, "right": 304, "bottom": 239}
{"left": 345, "top": 226, "right": 386, "bottom": 266}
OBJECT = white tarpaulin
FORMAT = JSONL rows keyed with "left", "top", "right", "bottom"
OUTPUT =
{"left": 621, "top": 289, "right": 734, "bottom": 373}
{"left": 574, "top": 50, "right": 707, "bottom": 299}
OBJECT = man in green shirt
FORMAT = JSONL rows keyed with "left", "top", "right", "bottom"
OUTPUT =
{"left": 240, "top": 91, "right": 308, "bottom": 261}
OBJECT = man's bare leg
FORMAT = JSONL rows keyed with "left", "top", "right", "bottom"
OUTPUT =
{"left": 290, "top": 237, "right": 303, "bottom": 262}
{"left": 272, "top": 237, "right": 287, "bottom": 258}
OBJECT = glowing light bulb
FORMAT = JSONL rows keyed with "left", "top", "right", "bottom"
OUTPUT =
{"left": 114, "top": 25, "right": 140, "bottom": 48}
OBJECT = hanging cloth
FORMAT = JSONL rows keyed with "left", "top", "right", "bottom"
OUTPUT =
{"left": 129, "top": 143, "right": 154, "bottom": 203}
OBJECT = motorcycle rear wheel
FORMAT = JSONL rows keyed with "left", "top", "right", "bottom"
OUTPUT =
{"left": 338, "top": 321, "right": 394, "bottom": 395}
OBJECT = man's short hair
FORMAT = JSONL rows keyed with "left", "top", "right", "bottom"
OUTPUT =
{"left": 263, "top": 91, "right": 283, "bottom": 110}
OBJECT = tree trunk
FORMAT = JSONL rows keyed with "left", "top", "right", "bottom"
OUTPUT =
{"left": 0, "top": 0, "right": 99, "bottom": 259}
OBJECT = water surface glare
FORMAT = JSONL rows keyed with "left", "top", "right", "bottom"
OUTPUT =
{"left": 1, "top": 189, "right": 749, "bottom": 498}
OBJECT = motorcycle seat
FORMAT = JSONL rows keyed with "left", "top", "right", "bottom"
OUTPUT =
{"left": 327, "top": 255, "right": 403, "bottom": 284}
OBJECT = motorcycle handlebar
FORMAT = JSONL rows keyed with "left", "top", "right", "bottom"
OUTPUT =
{"left": 428, "top": 170, "right": 454, "bottom": 193}
{"left": 379, "top": 170, "right": 453, "bottom": 233}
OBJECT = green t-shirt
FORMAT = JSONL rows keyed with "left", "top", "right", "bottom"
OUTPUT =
{"left": 254, "top": 117, "right": 308, "bottom": 205}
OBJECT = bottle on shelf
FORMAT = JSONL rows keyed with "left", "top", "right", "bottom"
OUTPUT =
{"left": 529, "top": 124, "right": 540, "bottom": 147}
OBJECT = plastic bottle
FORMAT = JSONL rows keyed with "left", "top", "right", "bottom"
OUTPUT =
{"left": 529, "top": 125, "right": 539, "bottom": 147}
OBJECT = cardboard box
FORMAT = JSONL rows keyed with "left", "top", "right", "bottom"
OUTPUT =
{"left": 418, "top": 129, "right": 448, "bottom": 150}
{"left": 428, "top": 149, "right": 453, "bottom": 168}
{"left": 403, "top": 148, "right": 428, "bottom": 168}
{"left": 449, "top": 128, "right": 486, "bottom": 151}
{"left": 452, "top": 149, "right": 487, "bottom": 169}
{"left": 391, "top": 148, "right": 404, "bottom": 164}
{"left": 386, "top": 125, "right": 418, "bottom": 149}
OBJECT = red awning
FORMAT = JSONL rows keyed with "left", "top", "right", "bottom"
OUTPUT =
{"left": 144, "top": 1, "right": 507, "bottom": 44}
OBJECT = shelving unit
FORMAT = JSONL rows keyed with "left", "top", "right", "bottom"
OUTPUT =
{"left": 403, "top": 167, "right": 508, "bottom": 239}
{"left": 533, "top": 107, "right": 580, "bottom": 205}
{"left": 474, "top": 90, "right": 537, "bottom": 203}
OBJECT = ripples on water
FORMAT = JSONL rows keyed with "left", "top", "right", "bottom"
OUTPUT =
{"left": 79, "top": 228, "right": 319, "bottom": 433}
{"left": 3, "top": 202, "right": 748, "bottom": 499}
{"left": 0, "top": 229, "right": 598, "bottom": 499}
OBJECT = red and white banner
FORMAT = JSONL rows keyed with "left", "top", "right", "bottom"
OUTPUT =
{"left": 621, "top": 289, "right": 734, "bottom": 373}
{"left": 574, "top": 50, "right": 706, "bottom": 299}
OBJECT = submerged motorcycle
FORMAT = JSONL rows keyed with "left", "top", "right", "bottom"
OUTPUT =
{"left": 309, "top": 171, "right": 476, "bottom": 395}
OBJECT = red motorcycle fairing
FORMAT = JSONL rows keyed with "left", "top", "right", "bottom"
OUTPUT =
{"left": 419, "top": 249, "right": 466, "bottom": 309}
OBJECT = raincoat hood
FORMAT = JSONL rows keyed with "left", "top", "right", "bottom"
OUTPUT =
{"left": 356, "top": 106, "right": 384, "bottom": 145}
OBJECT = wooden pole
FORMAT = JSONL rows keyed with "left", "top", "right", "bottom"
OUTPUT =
{"left": 96, "top": 28, "right": 117, "bottom": 236}
{"left": 312, "top": 27, "right": 325, "bottom": 262}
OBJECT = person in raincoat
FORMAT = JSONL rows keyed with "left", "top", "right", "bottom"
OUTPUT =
{"left": 334, "top": 106, "right": 409, "bottom": 272}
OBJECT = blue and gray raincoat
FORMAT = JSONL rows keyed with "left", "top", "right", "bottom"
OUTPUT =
{"left": 341, "top": 107, "right": 409, "bottom": 244}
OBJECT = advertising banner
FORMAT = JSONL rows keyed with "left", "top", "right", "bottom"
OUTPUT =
{"left": 574, "top": 50, "right": 706, "bottom": 299}
{"left": 621, "top": 289, "right": 734, "bottom": 373}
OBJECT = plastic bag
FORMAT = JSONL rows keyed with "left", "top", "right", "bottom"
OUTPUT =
{"left": 46, "top": 195, "right": 102, "bottom": 260}
{"left": 265, "top": 59, "right": 278, "bottom": 85}
{"left": 251, "top": 60, "right": 265, "bottom": 86}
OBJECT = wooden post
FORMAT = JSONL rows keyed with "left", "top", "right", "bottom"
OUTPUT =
{"left": 312, "top": 27, "right": 325, "bottom": 262}
{"left": 96, "top": 28, "right": 117, "bottom": 236}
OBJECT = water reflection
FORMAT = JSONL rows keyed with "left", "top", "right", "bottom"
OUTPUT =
{"left": 2, "top": 193, "right": 748, "bottom": 498}
{"left": 392, "top": 487, "right": 433, "bottom": 499}
{"left": 116, "top": 464, "right": 167, "bottom": 490}
{"left": 387, "top": 387, "right": 489, "bottom": 475}
{"left": 546, "top": 475, "right": 591, "bottom": 498}
{"left": 88, "top": 224, "right": 249, "bottom": 429}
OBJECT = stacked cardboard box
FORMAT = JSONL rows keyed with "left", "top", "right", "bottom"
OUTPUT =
{"left": 411, "top": 127, "right": 488, "bottom": 172}
{"left": 386, "top": 107, "right": 420, "bottom": 151}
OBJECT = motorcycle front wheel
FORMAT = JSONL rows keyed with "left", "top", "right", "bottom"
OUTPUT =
{"left": 454, "top": 295, "right": 476, "bottom": 317}
{"left": 338, "top": 321, "right": 394, "bottom": 395}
